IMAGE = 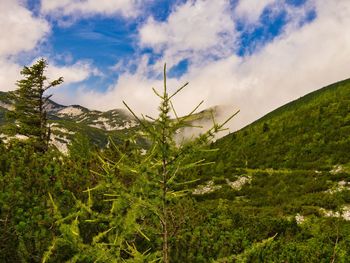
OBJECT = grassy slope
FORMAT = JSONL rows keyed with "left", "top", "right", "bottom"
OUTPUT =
{"left": 214, "top": 78, "right": 350, "bottom": 170}
{"left": 173, "top": 79, "right": 350, "bottom": 262}
{"left": 2, "top": 80, "right": 350, "bottom": 261}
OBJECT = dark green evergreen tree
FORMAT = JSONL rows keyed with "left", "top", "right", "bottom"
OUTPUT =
{"left": 8, "top": 58, "right": 63, "bottom": 152}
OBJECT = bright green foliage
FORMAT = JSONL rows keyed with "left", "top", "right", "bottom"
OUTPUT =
{"left": 1, "top": 64, "right": 350, "bottom": 262}
{"left": 0, "top": 134, "right": 101, "bottom": 262}
{"left": 168, "top": 165, "right": 350, "bottom": 262}
{"left": 7, "top": 59, "right": 63, "bottom": 152}
{"left": 214, "top": 78, "right": 350, "bottom": 170}
{"left": 44, "top": 65, "right": 237, "bottom": 262}
{"left": 0, "top": 143, "right": 62, "bottom": 262}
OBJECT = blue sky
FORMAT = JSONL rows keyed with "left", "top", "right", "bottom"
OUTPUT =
{"left": 42, "top": 0, "right": 314, "bottom": 80}
{"left": 1, "top": 0, "right": 350, "bottom": 130}
{"left": 43, "top": 0, "right": 313, "bottom": 89}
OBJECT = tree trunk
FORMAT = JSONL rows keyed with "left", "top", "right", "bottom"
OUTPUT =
{"left": 162, "top": 154, "right": 169, "bottom": 263}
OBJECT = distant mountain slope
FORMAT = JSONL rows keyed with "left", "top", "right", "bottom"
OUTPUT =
{"left": 214, "top": 78, "right": 350, "bottom": 169}
{"left": 0, "top": 90, "right": 222, "bottom": 153}
{"left": 0, "top": 91, "right": 138, "bottom": 152}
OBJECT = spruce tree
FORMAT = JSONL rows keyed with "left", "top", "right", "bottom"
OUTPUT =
{"left": 45, "top": 65, "right": 238, "bottom": 262}
{"left": 122, "top": 65, "right": 238, "bottom": 262}
{"left": 8, "top": 59, "right": 63, "bottom": 152}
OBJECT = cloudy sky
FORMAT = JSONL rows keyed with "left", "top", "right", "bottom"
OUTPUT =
{"left": 1, "top": 0, "right": 350, "bottom": 130}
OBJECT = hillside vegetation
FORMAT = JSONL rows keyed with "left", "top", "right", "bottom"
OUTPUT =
{"left": 214, "top": 78, "right": 350, "bottom": 170}
{"left": 171, "top": 78, "right": 350, "bottom": 262}
{"left": 1, "top": 68, "right": 350, "bottom": 262}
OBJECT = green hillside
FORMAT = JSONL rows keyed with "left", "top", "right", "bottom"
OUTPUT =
{"left": 172, "top": 79, "right": 350, "bottom": 262}
{"left": 1, "top": 78, "right": 350, "bottom": 262}
{"left": 214, "top": 78, "right": 350, "bottom": 170}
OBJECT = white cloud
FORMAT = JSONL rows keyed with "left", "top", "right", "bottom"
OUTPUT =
{"left": 0, "top": 0, "right": 50, "bottom": 57}
{"left": 181, "top": 0, "right": 350, "bottom": 130}
{"left": 0, "top": 58, "right": 101, "bottom": 92}
{"left": 0, "top": 0, "right": 50, "bottom": 91}
{"left": 74, "top": 72, "right": 161, "bottom": 113}
{"left": 71, "top": 0, "right": 350, "bottom": 134}
{"left": 139, "top": 0, "right": 236, "bottom": 66}
{"left": 0, "top": 59, "right": 22, "bottom": 91}
{"left": 234, "top": 0, "right": 276, "bottom": 24}
{"left": 0, "top": 1, "right": 97, "bottom": 92}
{"left": 47, "top": 61, "right": 101, "bottom": 85}
{"left": 41, "top": 0, "right": 145, "bottom": 19}
{"left": 234, "top": 0, "right": 317, "bottom": 32}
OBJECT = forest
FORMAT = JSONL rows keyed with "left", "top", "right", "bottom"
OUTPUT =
{"left": 1, "top": 60, "right": 350, "bottom": 262}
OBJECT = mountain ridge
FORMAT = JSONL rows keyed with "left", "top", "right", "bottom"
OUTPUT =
{"left": 1, "top": 77, "right": 350, "bottom": 159}
{"left": 213, "top": 77, "right": 350, "bottom": 170}
{"left": 0, "top": 91, "right": 139, "bottom": 152}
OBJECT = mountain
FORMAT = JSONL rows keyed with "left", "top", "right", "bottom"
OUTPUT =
{"left": 0, "top": 91, "right": 139, "bottom": 153}
{"left": 212, "top": 78, "right": 350, "bottom": 170}
{"left": 168, "top": 79, "right": 350, "bottom": 262}
{"left": 2, "top": 79, "right": 350, "bottom": 262}
{"left": 169, "top": 79, "right": 350, "bottom": 262}
{"left": 2, "top": 77, "right": 350, "bottom": 160}
{"left": 0, "top": 91, "right": 225, "bottom": 153}
{"left": 2, "top": 77, "right": 350, "bottom": 162}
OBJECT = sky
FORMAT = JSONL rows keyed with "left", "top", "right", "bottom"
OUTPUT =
{"left": 1, "top": 0, "right": 350, "bottom": 131}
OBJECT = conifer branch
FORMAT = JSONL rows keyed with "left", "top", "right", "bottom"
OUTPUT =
{"left": 169, "top": 100, "right": 179, "bottom": 121}
{"left": 152, "top": 87, "right": 163, "bottom": 99}
{"left": 145, "top": 115, "right": 156, "bottom": 121}
{"left": 181, "top": 100, "right": 204, "bottom": 122}
{"left": 169, "top": 82, "right": 189, "bottom": 100}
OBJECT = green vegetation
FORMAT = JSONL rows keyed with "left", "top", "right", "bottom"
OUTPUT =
{"left": 0, "top": 62, "right": 350, "bottom": 262}
{"left": 213, "top": 78, "right": 350, "bottom": 170}
{"left": 6, "top": 59, "right": 63, "bottom": 152}
{"left": 42, "top": 65, "right": 236, "bottom": 262}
